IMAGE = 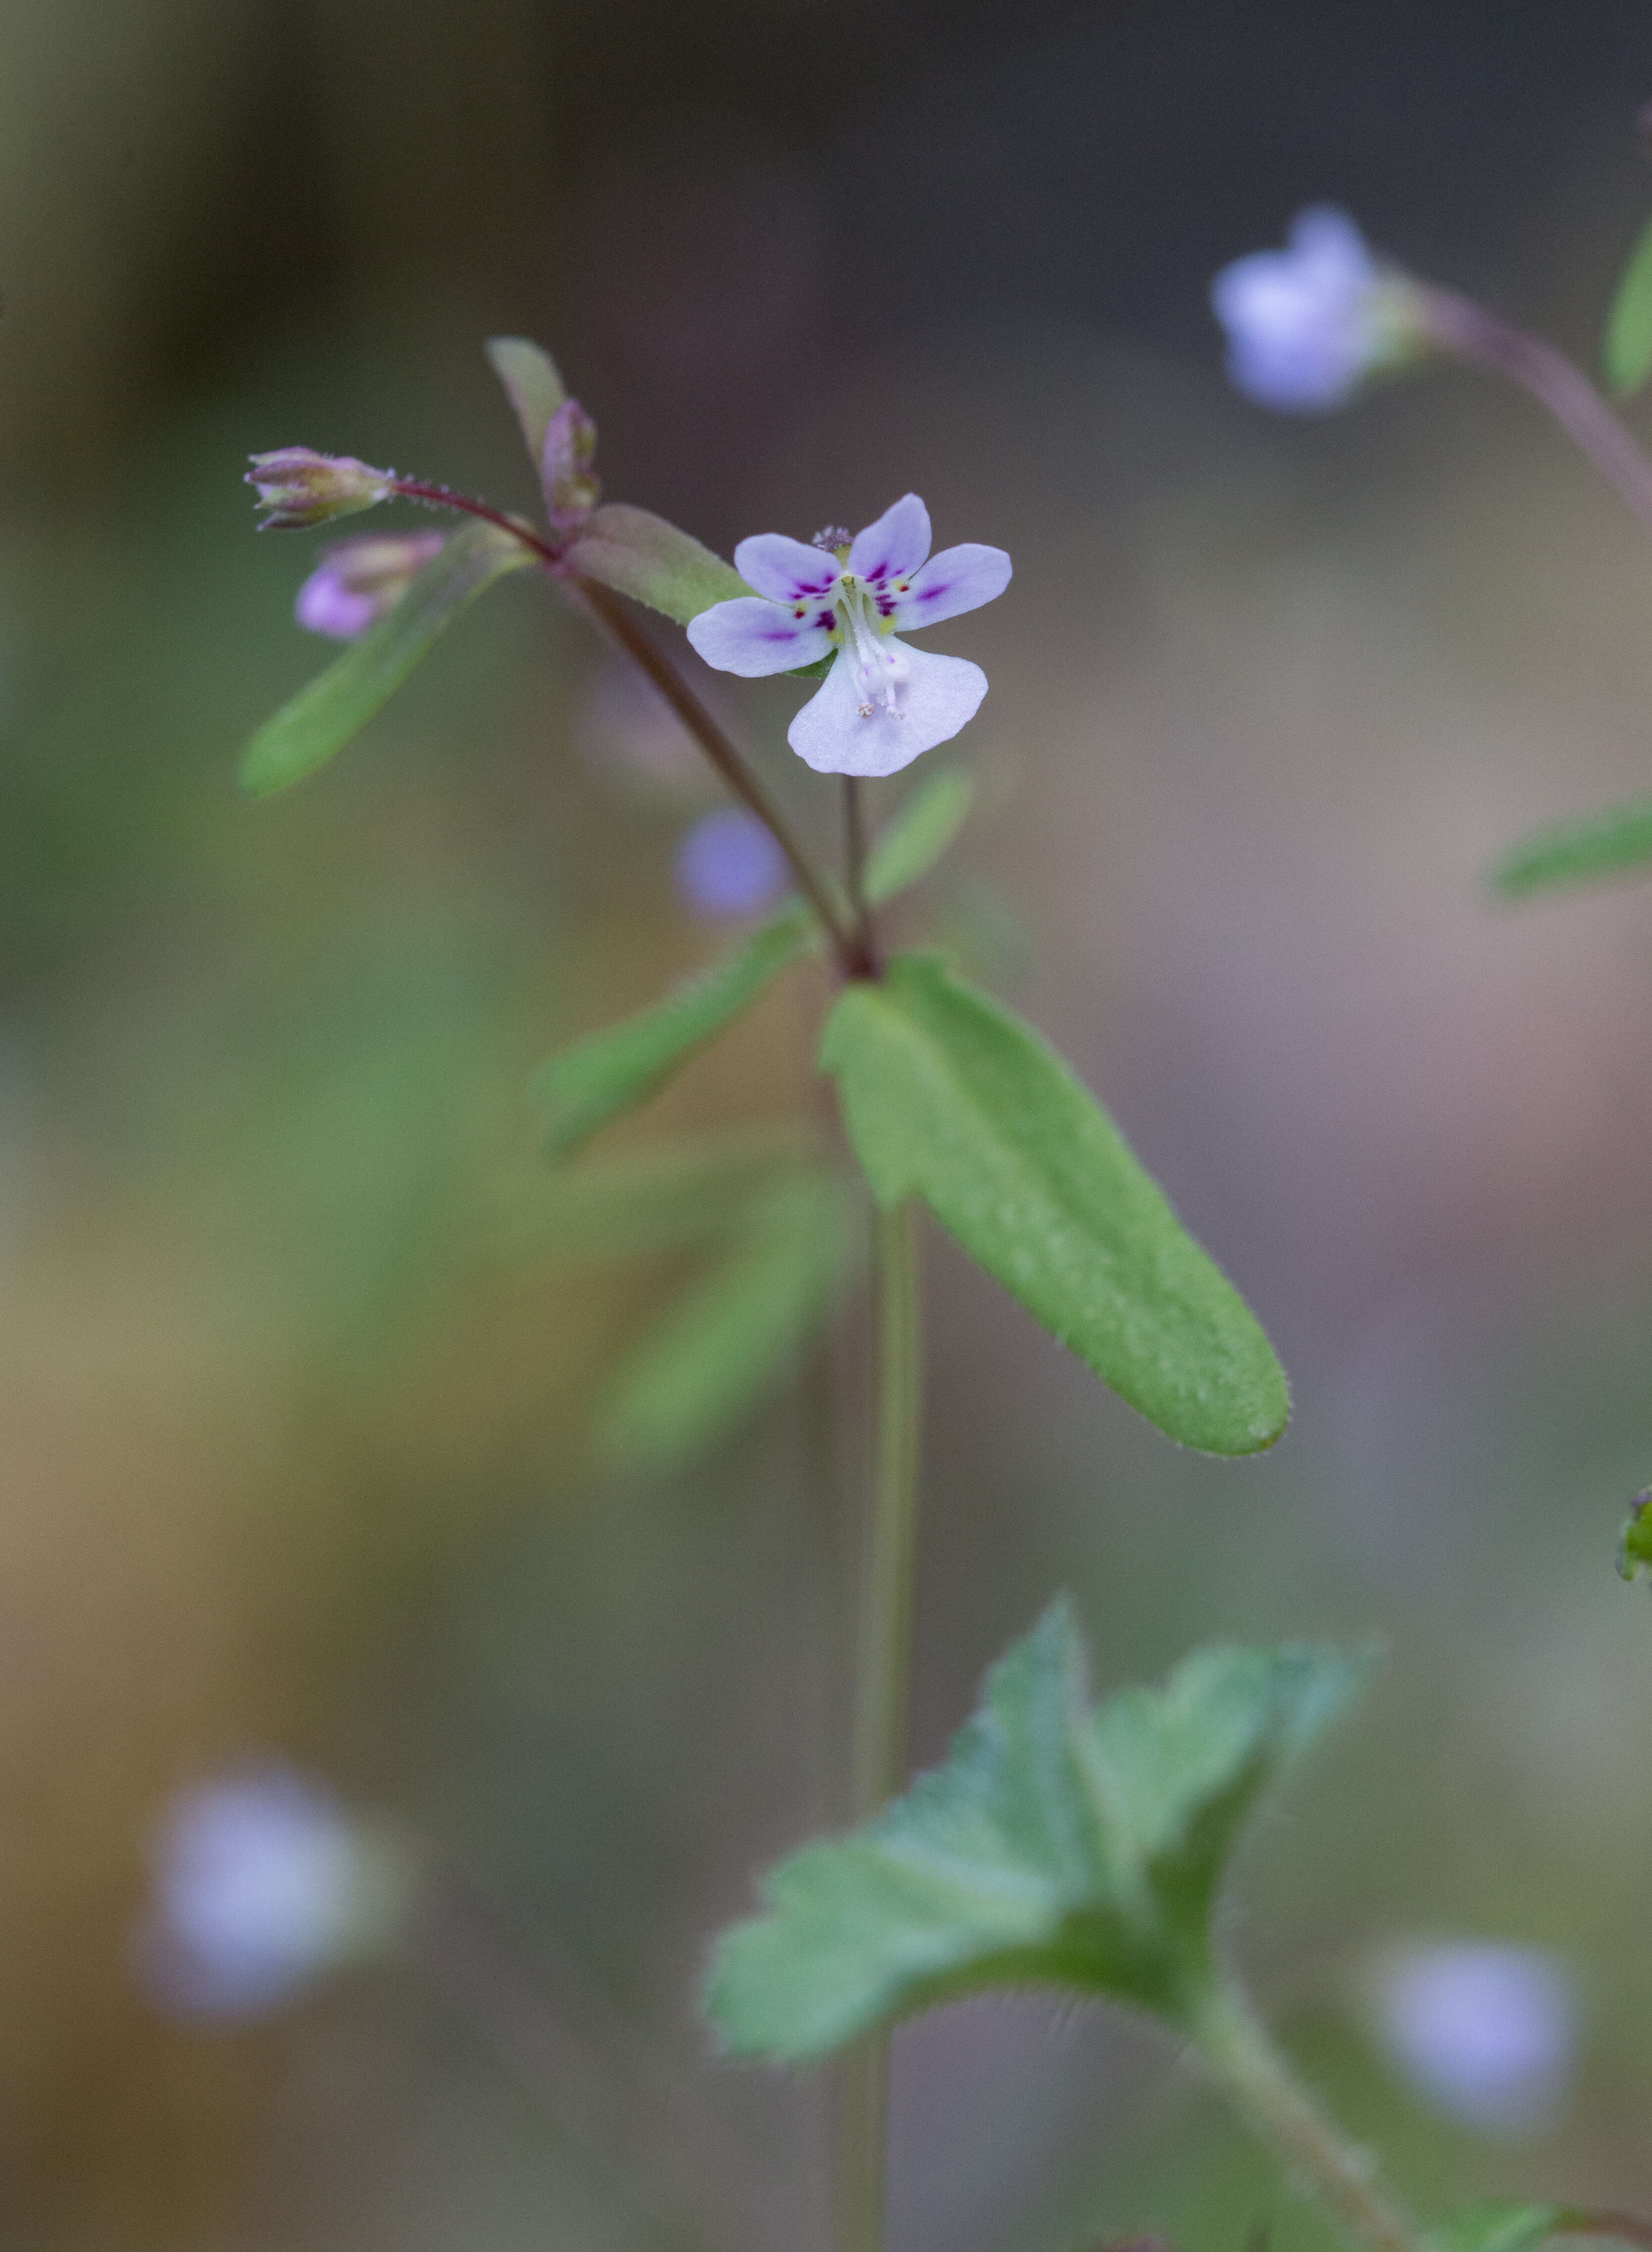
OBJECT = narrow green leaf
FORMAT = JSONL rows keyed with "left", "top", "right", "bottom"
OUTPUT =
{"left": 864, "top": 769, "right": 976, "bottom": 906}
{"left": 819, "top": 953, "right": 1289, "bottom": 1454}
{"left": 484, "top": 336, "right": 568, "bottom": 465}
{"left": 507, "top": 1129, "right": 821, "bottom": 1265}
{"left": 240, "top": 521, "right": 538, "bottom": 797}
{"left": 1427, "top": 2207, "right": 1567, "bottom": 2252}
{"left": 567, "top": 503, "right": 749, "bottom": 625}
{"left": 706, "top": 1599, "right": 1368, "bottom": 2059}
{"left": 1491, "top": 792, "right": 1652, "bottom": 897}
{"left": 593, "top": 1172, "right": 856, "bottom": 1474}
{"left": 534, "top": 901, "right": 814, "bottom": 1156}
{"left": 1604, "top": 216, "right": 1652, "bottom": 398}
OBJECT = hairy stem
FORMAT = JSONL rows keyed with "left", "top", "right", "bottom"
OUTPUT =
{"left": 839, "top": 1198, "right": 924, "bottom": 2252}
{"left": 1191, "top": 1982, "right": 1425, "bottom": 2252}
{"left": 1420, "top": 289, "right": 1652, "bottom": 533}
{"left": 573, "top": 574, "right": 865, "bottom": 973}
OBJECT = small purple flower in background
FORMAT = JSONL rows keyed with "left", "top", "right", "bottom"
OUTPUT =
{"left": 246, "top": 447, "right": 395, "bottom": 529}
{"left": 133, "top": 1765, "right": 412, "bottom": 2018}
{"left": 686, "top": 494, "right": 1011, "bottom": 779}
{"left": 295, "top": 532, "right": 447, "bottom": 640}
{"left": 1211, "top": 207, "right": 1424, "bottom": 412}
{"left": 1364, "top": 1939, "right": 1579, "bottom": 2140}
{"left": 675, "top": 807, "right": 789, "bottom": 919}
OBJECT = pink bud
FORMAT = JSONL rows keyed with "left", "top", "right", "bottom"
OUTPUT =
{"left": 247, "top": 448, "right": 395, "bottom": 530}
{"left": 541, "top": 400, "right": 600, "bottom": 533}
{"left": 294, "top": 533, "right": 446, "bottom": 639}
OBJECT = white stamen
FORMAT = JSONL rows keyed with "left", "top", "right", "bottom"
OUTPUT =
{"left": 836, "top": 577, "right": 910, "bottom": 720}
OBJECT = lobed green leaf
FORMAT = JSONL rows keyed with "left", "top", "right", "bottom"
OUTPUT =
{"left": 706, "top": 1600, "right": 1368, "bottom": 2059}
{"left": 533, "top": 901, "right": 815, "bottom": 1156}
{"left": 567, "top": 503, "right": 750, "bottom": 625}
{"left": 1604, "top": 216, "right": 1652, "bottom": 399}
{"left": 240, "top": 521, "right": 538, "bottom": 797}
{"left": 484, "top": 336, "right": 568, "bottom": 466}
{"left": 592, "top": 1171, "right": 857, "bottom": 1474}
{"left": 819, "top": 953, "right": 1289, "bottom": 1454}
{"left": 1490, "top": 792, "right": 1652, "bottom": 898}
{"left": 864, "top": 770, "right": 976, "bottom": 907}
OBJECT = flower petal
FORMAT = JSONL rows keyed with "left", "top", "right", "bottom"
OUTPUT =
{"left": 788, "top": 642, "right": 986, "bottom": 778}
{"left": 687, "top": 596, "right": 835, "bottom": 677}
{"left": 885, "top": 542, "right": 1012, "bottom": 632}
{"left": 732, "top": 533, "right": 842, "bottom": 604}
{"left": 847, "top": 494, "right": 931, "bottom": 584}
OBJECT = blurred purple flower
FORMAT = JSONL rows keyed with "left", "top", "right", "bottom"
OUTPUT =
{"left": 295, "top": 532, "right": 446, "bottom": 641}
{"left": 1211, "top": 207, "right": 1417, "bottom": 412}
{"left": 687, "top": 494, "right": 1010, "bottom": 778}
{"left": 134, "top": 1765, "right": 409, "bottom": 2019}
{"left": 1367, "top": 1939, "right": 1578, "bottom": 2140}
{"left": 675, "top": 807, "right": 789, "bottom": 919}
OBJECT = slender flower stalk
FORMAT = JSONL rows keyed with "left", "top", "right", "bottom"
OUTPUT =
{"left": 1417, "top": 287, "right": 1652, "bottom": 534}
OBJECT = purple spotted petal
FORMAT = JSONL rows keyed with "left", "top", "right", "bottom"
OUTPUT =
{"left": 886, "top": 542, "right": 1012, "bottom": 633}
{"left": 788, "top": 642, "right": 986, "bottom": 778}
{"left": 687, "top": 595, "right": 836, "bottom": 678}
{"left": 732, "top": 532, "right": 842, "bottom": 604}
{"left": 846, "top": 494, "right": 931, "bottom": 585}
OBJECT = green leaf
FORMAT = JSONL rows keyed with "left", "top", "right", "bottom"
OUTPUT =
{"left": 1604, "top": 216, "right": 1652, "bottom": 398}
{"left": 484, "top": 336, "right": 568, "bottom": 465}
{"left": 819, "top": 953, "right": 1289, "bottom": 1454}
{"left": 864, "top": 769, "right": 976, "bottom": 907}
{"left": 1426, "top": 2207, "right": 1566, "bottom": 2252}
{"left": 706, "top": 1600, "right": 1368, "bottom": 2059}
{"left": 566, "top": 503, "right": 750, "bottom": 625}
{"left": 240, "top": 521, "right": 538, "bottom": 797}
{"left": 533, "top": 901, "right": 815, "bottom": 1156}
{"left": 593, "top": 1172, "right": 856, "bottom": 1474}
{"left": 507, "top": 1129, "right": 821, "bottom": 1264}
{"left": 1490, "top": 792, "right": 1652, "bottom": 897}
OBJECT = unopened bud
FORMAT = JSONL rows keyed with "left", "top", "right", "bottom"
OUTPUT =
{"left": 295, "top": 532, "right": 446, "bottom": 640}
{"left": 247, "top": 447, "right": 395, "bottom": 530}
{"left": 541, "top": 399, "right": 600, "bottom": 533}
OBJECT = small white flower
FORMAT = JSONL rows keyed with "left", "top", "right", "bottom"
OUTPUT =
{"left": 1212, "top": 207, "right": 1416, "bottom": 412}
{"left": 134, "top": 1765, "right": 411, "bottom": 2018}
{"left": 686, "top": 495, "right": 1011, "bottom": 778}
{"left": 1365, "top": 1939, "right": 1578, "bottom": 2141}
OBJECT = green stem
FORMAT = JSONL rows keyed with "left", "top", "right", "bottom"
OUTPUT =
{"left": 842, "top": 776, "right": 880, "bottom": 976}
{"left": 839, "top": 1198, "right": 924, "bottom": 2252}
{"left": 1190, "top": 1981, "right": 1426, "bottom": 2252}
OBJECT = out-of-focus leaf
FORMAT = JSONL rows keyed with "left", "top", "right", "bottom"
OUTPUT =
{"left": 593, "top": 1171, "right": 857, "bottom": 1474}
{"left": 1604, "top": 216, "right": 1652, "bottom": 398}
{"left": 819, "top": 953, "right": 1290, "bottom": 1455}
{"left": 706, "top": 1600, "right": 1368, "bottom": 2058}
{"left": 786, "top": 653, "right": 836, "bottom": 680}
{"left": 1427, "top": 2207, "right": 1566, "bottom": 2252}
{"left": 864, "top": 769, "right": 976, "bottom": 906}
{"left": 534, "top": 901, "right": 815, "bottom": 1156}
{"left": 567, "top": 504, "right": 749, "bottom": 626}
{"left": 484, "top": 337, "right": 568, "bottom": 466}
{"left": 502, "top": 1128, "right": 822, "bottom": 1264}
{"left": 1491, "top": 793, "right": 1652, "bottom": 898}
{"left": 240, "top": 521, "right": 538, "bottom": 797}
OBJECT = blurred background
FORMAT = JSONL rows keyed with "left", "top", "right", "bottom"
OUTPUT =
{"left": 9, "top": 0, "right": 1652, "bottom": 2244}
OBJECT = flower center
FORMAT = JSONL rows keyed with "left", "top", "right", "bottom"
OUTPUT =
{"left": 835, "top": 576, "right": 910, "bottom": 720}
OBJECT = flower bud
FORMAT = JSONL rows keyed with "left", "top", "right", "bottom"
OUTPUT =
{"left": 246, "top": 447, "right": 395, "bottom": 530}
{"left": 541, "top": 399, "right": 600, "bottom": 533}
{"left": 674, "top": 807, "right": 788, "bottom": 919}
{"left": 295, "top": 531, "right": 446, "bottom": 640}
